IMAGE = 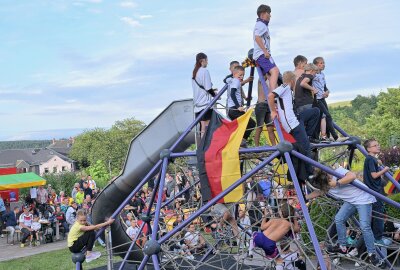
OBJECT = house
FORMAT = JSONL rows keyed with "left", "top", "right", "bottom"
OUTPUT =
{"left": 47, "top": 137, "right": 74, "bottom": 157}
{"left": 0, "top": 148, "right": 76, "bottom": 175}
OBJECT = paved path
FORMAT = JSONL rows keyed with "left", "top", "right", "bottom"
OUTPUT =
{"left": 0, "top": 235, "right": 67, "bottom": 262}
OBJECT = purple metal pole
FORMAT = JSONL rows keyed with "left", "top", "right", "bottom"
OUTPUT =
{"left": 151, "top": 157, "right": 169, "bottom": 240}
{"left": 137, "top": 254, "right": 150, "bottom": 270}
{"left": 159, "top": 151, "right": 280, "bottom": 244}
{"left": 310, "top": 141, "right": 355, "bottom": 149}
{"left": 96, "top": 159, "right": 162, "bottom": 238}
{"left": 334, "top": 123, "right": 400, "bottom": 191}
{"left": 284, "top": 152, "right": 328, "bottom": 270}
{"left": 152, "top": 254, "right": 161, "bottom": 270}
{"left": 169, "top": 84, "right": 228, "bottom": 152}
{"left": 291, "top": 150, "right": 400, "bottom": 209}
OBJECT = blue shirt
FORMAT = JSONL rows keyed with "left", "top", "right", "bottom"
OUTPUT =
{"left": 363, "top": 155, "right": 385, "bottom": 194}
{"left": 312, "top": 72, "right": 326, "bottom": 100}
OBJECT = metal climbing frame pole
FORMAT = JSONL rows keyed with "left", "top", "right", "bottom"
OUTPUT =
{"left": 257, "top": 66, "right": 328, "bottom": 270}
{"left": 334, "top": 123, "right": 400, "bottom": 191}
{"left": 105, "top": 227, "right": 113, "bottom": 270}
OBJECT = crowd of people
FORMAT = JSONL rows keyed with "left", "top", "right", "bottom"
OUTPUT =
{"left": 0, "top": 175, "right": 106, "bottom": 254}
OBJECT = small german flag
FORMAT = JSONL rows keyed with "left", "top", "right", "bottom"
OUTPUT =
{"left": 197, "top": 109, "right": 254, "bottom": 203}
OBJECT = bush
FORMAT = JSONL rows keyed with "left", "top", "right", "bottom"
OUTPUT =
{"left": 380, "top": 147, "right": 400, "bottom": 167}
{"left": 386, "top": 193, "right": 400, "bottom": 220}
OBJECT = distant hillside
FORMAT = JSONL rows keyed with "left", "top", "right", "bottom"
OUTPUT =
{"left": 328, "top": 100, "right": 351, "bottom": 108}
{"left": 0, "top": 140, "right": 52, "bottom": 150}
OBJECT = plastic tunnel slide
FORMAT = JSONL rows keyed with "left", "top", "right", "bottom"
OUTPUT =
{"left": 91, "top": 99, "right": 196, "bottom": 261}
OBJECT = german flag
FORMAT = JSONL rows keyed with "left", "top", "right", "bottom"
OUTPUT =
{"left": 197, "top": 108, "right": 254, "bottom": 203}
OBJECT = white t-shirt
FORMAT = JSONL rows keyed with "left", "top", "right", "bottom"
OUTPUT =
{"left": 328, "top": 167, "right": 377, "bottom": 205}
{"left": 30, "top": 188, "right": 37, "bottom": 199}
{"left": 192, "top": 67, "right": 213, "bottom": 113}
{"left": 184, "top": 231, "right": 199, "bottom": 246}
{"left": 227, "top": 78, "right": 242, "bottom": 108}
{"left": 126, "top": 226, "right": 139, "bottom": 239}
{"left": 19, "top": 213, "right": 33, "bottom": 227}
{"left": 253, "top": 20, "right": 271, "bottom": 60}
{"left": 31, "top": 221, "right": 41, "bottom": 231}
{"left": 273, "top": 84, "right": 299, "bottom": 133}
{"left": 239, "top": 216, "right": 251, "bottom": 232}
{"left": 281, "top": 251, "right": 300, "bottom": 270}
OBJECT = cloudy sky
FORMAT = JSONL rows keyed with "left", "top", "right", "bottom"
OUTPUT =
{"left": 1, "top": 0, "right": 399, "bottom": 140}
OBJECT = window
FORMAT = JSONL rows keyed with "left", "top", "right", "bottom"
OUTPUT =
{"left": 22, "top": 168, "right": 27, "bottom": 173}
{"left": 62, "top": 166, "right": 66, "bottom": 172}
{"left": 53, "top": 166, "right": 57, "bottom": 173}
{"left": 44, "top": 168, "right": 49, "bottom": 173}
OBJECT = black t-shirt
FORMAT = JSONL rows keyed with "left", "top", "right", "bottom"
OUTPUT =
{"left": 294, "top": 74, "right": 314, "bottom": 108}
{"left": 84, "top": 187, "right": 93, "bottom": 198}
{"left": 363, "top": 155, "right": 384, "bottom": 194}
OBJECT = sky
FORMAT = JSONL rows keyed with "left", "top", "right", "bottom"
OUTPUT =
{"left": 0, "top": 0, "right": 399, "bottom": 140}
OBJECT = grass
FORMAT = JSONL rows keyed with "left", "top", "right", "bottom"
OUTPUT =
{"left": 328, "top": 100, "right": 351, "bottom": 108}
{"left": 0, "top": 245, "right": 121, "bottom": 270}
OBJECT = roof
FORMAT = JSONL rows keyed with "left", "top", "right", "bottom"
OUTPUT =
{"left": 48, "top": 139, "right": 74, "bottom": 156}
{"left": 0, "top": 148, "right": 75, "bottom": 167}
{"left": 0, "top": 172, "right": 46, "bottom": 190}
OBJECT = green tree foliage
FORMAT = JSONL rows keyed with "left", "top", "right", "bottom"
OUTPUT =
{"left": 0, "top": 140, "right": 51, "bottom": 150}
{"left": 69, "top": 118, "right": 146, "bottom": 177}
{"left": 86, "top": 160, "right": 110, "bottom": 188}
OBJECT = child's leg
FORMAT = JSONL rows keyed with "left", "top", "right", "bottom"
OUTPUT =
{"left": 320, "top": 116, "right": 327, "bottom": 137}
{"left": 70, "top": 231, "right": 96, "bottom": 255}
{"left": 268, "top": 67, "right": 280, "bottom": 91}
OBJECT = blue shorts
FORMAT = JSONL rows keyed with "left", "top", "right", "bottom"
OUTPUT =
{"left": 253, "top": 232, "right": 278, "bottom": 258}
{"left": 256, "top": 55, "right": 277, "bottom": 75}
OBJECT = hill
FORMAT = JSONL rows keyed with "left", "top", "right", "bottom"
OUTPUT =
{"left": 0, "top": 140, "right": 52, "bottom": 151}
{"left": 328, "top": 100, "right": 351, "bottom": 108}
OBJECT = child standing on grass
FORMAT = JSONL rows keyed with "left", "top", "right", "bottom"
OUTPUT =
{"left": 68, "top": 209, "right": 114, "bottom": 263}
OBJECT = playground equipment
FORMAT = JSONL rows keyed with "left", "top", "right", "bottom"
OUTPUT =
{"left": 90, "top": 57, "right": 400, "bottom": 270}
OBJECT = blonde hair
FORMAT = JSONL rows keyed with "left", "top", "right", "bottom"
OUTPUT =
{"left": 76, "top": 209, "right": 86, "bottom": 217}
{"left": 304, "top": 63, "right": 318, "bottom": 72}
{"left": 282, "top": 71, "right": 296, "bottom": 84}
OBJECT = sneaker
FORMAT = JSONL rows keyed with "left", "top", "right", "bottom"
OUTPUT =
{"left": 368, "top": 253, "right": 385, "bottom": 268}
{"left": 335, "top": 137, "right": 349, "bottom": 142}
{"left": 347, "top": 248, "right": 358, "bottom": 257}
{"left": 248, "top": 254, "right": 253, "bottom": 259}
{"left": 327, "top": 244, "right": 348, "bottom": 255}
{"left": 85, "top": 252, "right": 101, "bottom": 263}
{"left": 20, "top": 243, "right": 25, "bottom": 248}
{"left": 36, "top": 240, "right": 41, "bottom": 246}
{"left": 332, "top": 258, "right": 341, "bottom": 266}
{"left": 187, "top": 255, "right": 194, "bottom": 260}
{"left": 319, "top": 137, "right": 332, "bottom": 143}
{"left": 309, "top": 137, "right": 320, "bottom": 144}
{"left": 355, "top": 261, "right": 361, "bottom": 267}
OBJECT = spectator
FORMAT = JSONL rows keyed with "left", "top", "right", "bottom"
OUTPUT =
{"left": 0, "top": 194, "right": 5, "bottom": 238}
{"left": 2, "top": 206, "right": 20, "bottom": 244}
{"left": 37, "top": 185, "right": 48, "bottom": 207}
{"left": 54, "top": 205, "right": 69, "bottom": 237}
{"left": 19, "top": 206, "right": 34, "bottom": 248}
{"left": 71, "top": 183, "right": 80, "bottom": 201}
{"left": 238, "top": 209, "right": 252, "bottom": 249}
{"left": 47, "top": 184, "right": 53, "bottom": 197}
{"left": 87, "top": 175, "right": 97, "bottom": 190}
{"left": 84, "top": 195, "right": 92, "bottom": 208}
{"left": 125, "top": 213, "right": 134, "bottom": 227}
{"left": 184, "top": 224, "right": 206, "bottom": 253}
{"left": 31, "top": 216, "right": 41, "bottom": 245}
{"left": 66, "top": 201, "right": 78, "bottom": 228}
{"left": 59, "top": 191, "right": 66, "bottom": 204}
{"left": 83, "top": 181, "right": 93, "bottom": 199}
{"left": 68, "top": 209, "right": 114, "bottom": 263}
{"left": 61, "top": 197, "right": 69, "bottom": 213}
{"left": 79, "top": 176, "right": 86, "bottom": 189}
{"left": 30, "top": 186, "right": 38, "bottom": 203}
{"left": 363, "top": 139, "right": 390, "bottom": 245}
{"left": 75, "top": 188, "right": 85, "bottom": 205}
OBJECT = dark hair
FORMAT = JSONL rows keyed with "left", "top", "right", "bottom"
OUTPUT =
{"left": 363, "top": 138, "right": 376, "bottom": 150}
{"left": 230, "top": 61, "right": 239, "bottom": 67}
{"left": 312, "top": 169, "right": 331, "bottom": 193}
{"left": 257, "top": 4, "right": 271, "bottom": 17}
{"left": 233, "top": 65, "right": 245, "bottom": 72}
{"left": 192, "top": 52, "right": 207, "bottom": 79}
{"left": 293, "top": 55, "right": 307, "bottom": 67}
{"left": 280, "top": 202, "right": 294, "bottom": 219}
{"left": 313, "top": 57, "right": 324, "bottom": 65}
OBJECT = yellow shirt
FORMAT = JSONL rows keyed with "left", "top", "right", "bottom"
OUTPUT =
{"left": 75, "top": 192, "right": 84, "bottom": 204}
{"left": 67, "top": 222, "right": 84, "bottom": 247}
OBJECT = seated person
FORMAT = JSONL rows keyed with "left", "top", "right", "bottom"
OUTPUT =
{"left": 54, "top": 205, "right": 69, "bottom": 237}
{"left": 306, "top": 167, "right": 385, "bottom": 268}
{"left": 19, "top": 206, "right": 33, "bottom": 248}
{"left": 2, "top": 206, "right": 20, "bottom": 245}
{"left": 126, "top": 219, "right": 146, "bottom": 247}
{"left": 184, "top": 223, "right": 206, "bottom": 253}
{"left": 31, "top": 215, "right": 41, "bottom": 245}
{"left": 68, "top": 209, "right": 114, "bottom": 263}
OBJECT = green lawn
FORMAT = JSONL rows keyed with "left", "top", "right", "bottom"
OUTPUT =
{"left": 328, "top": 100, "right": 351, "bottom": 108}
{"left": 0, "top": 246, "right": 121, "bottom": 270}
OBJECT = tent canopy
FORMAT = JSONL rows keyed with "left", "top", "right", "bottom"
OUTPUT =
{"left": 0, "top": 173, "right": 46, "bottom": 190}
